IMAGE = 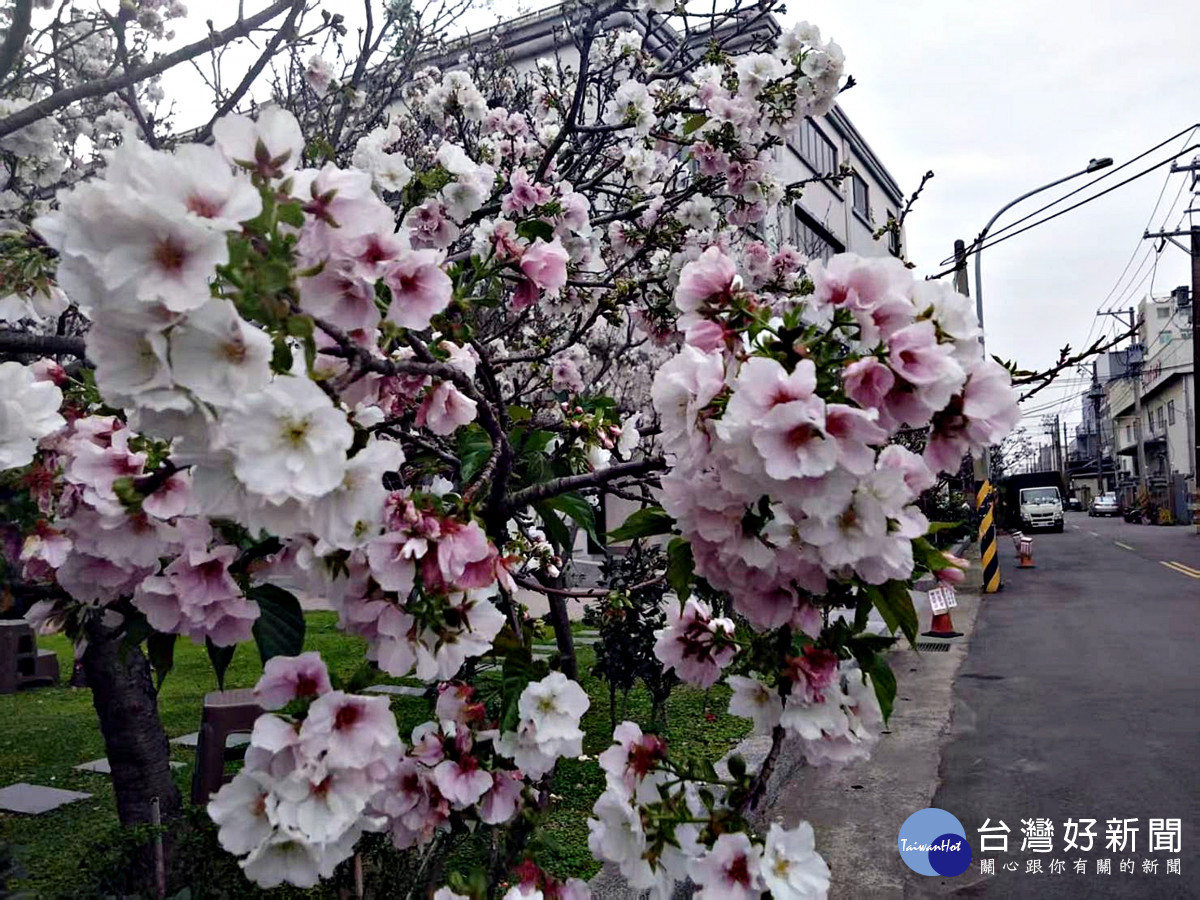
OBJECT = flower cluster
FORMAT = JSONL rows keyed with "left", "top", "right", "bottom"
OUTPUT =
{"left": 653, "top": 250, "right": 1018, "bottom": 649}
{"left": 209, "top": 655, "right": 400, "bottom": 887}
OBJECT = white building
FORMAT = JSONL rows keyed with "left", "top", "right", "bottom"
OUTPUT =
{"left": 444, "top": 4, "right": 906, "bottom": 262}
{"left": 1103, "top": 289, "right": 1195, "bottom": 517}
{"left": 433, "top": 4, "right": 908, "bottom": 567}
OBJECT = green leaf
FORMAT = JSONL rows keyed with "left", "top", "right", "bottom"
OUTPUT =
{"left": 545, "top": 492, "right": 598, "bottom": 543}
{"left": 516, "top": 219, "right": 555, "bottom": 243}
{"left": 206, "top": 639, "right": 237, "bottom": 691}
{"left": 608, "top": 506, "right": 674, "bottom": 543}
{"left": 534, "top": 502, "right": 572, "bottom": 552}
{"left": 277, "top": 200, "right": 306, "bottom": 229}
{"left": 249, "top": 584, "right": 306, "bottom": 665}
{"left": 683, "top": 113, "right": 709, "bottom": 135}
{"left": 507, "top": 405, "right": 533, "bottom": 423}
{"left": 271, "top": 334, "right": 293, "bottom": 372}
{"left": 912, "top": 536, "right": 956, "bottom": 571}
{"left": 457, "top": 424, "right": 494, "bottom": 483}
{"left": 146, "top": 632, "right": 177, "bottom": 690}
{"left": 864, "top": 654, "right": 897, "bottom": 723}
{"left": 927, "top": 521, "right": 963, "bottom": 535}
{"left": 285, "top": 314, "right": 314, "bottom": 339}
{"left": 853, "top": 595, "right": 872, "bottom": 632}
{"left": 500, "top": 651, "right": 539, "bottom": 732}
{"left": 666, "top": 538, "right": 694, "bottom": 600}
{"left": 523, "top": 429, "right": 557, "bottom": 455}
{"left": 866, "top": 581, "right": 919, "bottom": 646}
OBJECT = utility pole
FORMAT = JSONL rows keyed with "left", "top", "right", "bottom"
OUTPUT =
{"left": 1099, "top": 306, "right": 1148, "bottom": 492}
{"left": 954, "top": 238, "right": 1000, "bottom": 593}
{"left": 1144, "top": 156, "right": 1199, "bottom": 529}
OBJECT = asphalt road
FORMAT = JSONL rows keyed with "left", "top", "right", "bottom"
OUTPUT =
{"left": 925, "top": 513, "right": 1200, "bottom": 899}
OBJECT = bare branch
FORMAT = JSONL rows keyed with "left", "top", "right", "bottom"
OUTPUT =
{"left": 0, "top": 0, "right": 301, "bottom": 141}
{"left": 0, "top": 0, "right": 33, "bottom": 84}
{"left": 0, "top": 329, "right": 87, "bottom": 358}
{"left": 504, "top": 458, "right": 666, "bottom": 512}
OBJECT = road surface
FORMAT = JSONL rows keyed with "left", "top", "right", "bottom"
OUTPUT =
{"left": 926, "top": 512, "right": 1200, "bottom": 898}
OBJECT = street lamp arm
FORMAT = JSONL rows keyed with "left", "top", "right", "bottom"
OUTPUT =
{"left": 973, "top": 160, "right": 1110, "bottom": 335}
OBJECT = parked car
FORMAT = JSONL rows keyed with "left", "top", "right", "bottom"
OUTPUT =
{"left": 1090, "top": 493, "right": 1120, "bottom": 517}
{"left": 1019, "top": 486, "right": 1064, "bottom": 532}
{"left": 1066, "top": 496, "right": 1084, "bottom": 511}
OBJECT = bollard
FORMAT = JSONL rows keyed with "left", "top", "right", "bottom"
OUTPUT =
{"left": 1018, "top": 536, "right": 1035, "bottom": 568}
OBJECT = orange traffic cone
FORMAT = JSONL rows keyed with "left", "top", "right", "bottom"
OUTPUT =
{"left": 1018, "top": 537, "right": 1035, "bottom": 568}
{"left": 922, "top": 586, "right": 962, "bottom": 638}
{"left": 922, "top": 610, "right": 963, "bottom": 638}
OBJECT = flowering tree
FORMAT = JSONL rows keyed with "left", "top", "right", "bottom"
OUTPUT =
{"left": 0, "top": 0, "right": 1020, "bottom": 896}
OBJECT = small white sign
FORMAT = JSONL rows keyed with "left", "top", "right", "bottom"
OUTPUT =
{"left": 929, "top": 585, "right": 958, "bottom": 613}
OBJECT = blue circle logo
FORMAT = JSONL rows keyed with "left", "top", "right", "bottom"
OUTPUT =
{"left": 898, "top": 808, "right": 972, "bottom": 877}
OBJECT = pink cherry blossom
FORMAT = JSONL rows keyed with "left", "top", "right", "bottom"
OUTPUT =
{"left": 842, "top": 356, "right": 894, "bottom": 410}
{"left": 384, "top": 249, "right": 453, "bottom": 330}
{"left": 255, "top": 652, "right": 333, "bottom": 710}
{"left": 674, "top": 246, "right": 738, "bottom": 318}
{"left": 519, "top": 239, "right": 569, "bottom": 294}
{"left": 416, "top": 382, "right": 477, "bottom": 435}
{"left": 653, "top": 598, "right": 736, "bottom": 688}
{"left": 433, "top": 755, "right": 493, "bottom": 808}
{"left": 477, "top": 769, "right": 524, "bottom": 824}
{"left": 301, "top": 691, "right": 399, "bottom": 769}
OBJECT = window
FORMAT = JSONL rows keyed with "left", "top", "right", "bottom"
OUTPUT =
{"left": 1126, "top": 424, "right": 1132, "bottom": 442}
{"left": 886, "top": 210, "right": 901, "bottom": 255}
{"left": 1158, "top": 406, "right": 1166, "bottom": 431}
{"left": 791, "top": 212, "right": 838, "bottom": 261}
{"left": 1168, "top": 400, "right": 1176, "bottom": 425}
{"left": 1157, "top": 306, "right": 1171, "bottom": 319}
{"left": 793, "top": 118, "right": 838, "bottom": 177}
{"left": 851, "top": 173, "right": 870, "bottom": 221}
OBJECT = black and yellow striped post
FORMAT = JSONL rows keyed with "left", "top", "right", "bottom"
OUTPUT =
{"left": 977, "top": 480, "right": 1001, "bottom": 593}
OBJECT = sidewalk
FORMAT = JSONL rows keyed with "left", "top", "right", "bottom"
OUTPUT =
{"left": 755, "top": 552, "right": 983, "bottom": 898}
{"left": 591, "top": 546, "right": 984, "bottom": 898}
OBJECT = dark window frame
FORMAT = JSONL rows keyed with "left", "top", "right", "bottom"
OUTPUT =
{"left": 792, "top": 118, "right": 839, "bottom": 182}
{"left": 851, "top": 173, "right": 870, "bottom": 222}
{"left": 789, "top": 204, "right": 844, "bottom": 262}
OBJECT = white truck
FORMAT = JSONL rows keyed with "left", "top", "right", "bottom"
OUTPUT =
{"left": 1019, "top": 486, "right": 1064, "bottom": 532}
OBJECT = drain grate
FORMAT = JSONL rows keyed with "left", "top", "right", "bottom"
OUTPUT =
{"left": 915, "top": 641, "right": 951, "bottom": 652}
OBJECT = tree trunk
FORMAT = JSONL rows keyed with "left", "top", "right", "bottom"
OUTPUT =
{"left": 82, "top": 619, "right": 181, "bottom": 882}
{"left": 546, "top": 593, "right": 578, "bottom": 680}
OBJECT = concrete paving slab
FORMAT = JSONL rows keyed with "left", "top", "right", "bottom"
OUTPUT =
{"left": 170, "top": 732, "right": 250, "bottom": 748}
{"left": 0, "top": 783, "right": 92, "bottom": 814}
{"left": 74, "top": 758, "right": 184, "bottom": 775}
{"left": 363, "top": 684, "right": 426, "bottom": 697}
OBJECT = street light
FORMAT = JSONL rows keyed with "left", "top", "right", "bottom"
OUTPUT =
{"left": 973, "top": 157, "right": 1113, "bottom": 337}
{"left": 970, "top": 156, "right": 1112, "bottom": 482}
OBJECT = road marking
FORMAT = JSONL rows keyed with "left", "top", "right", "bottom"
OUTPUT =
{"left": 1115, "top": 541, "right": 1135, "bottom": 551}
{"left": 1089, "top": 531, "right": 1100, "bottom": 537}
{"left": 1161, "top": 561, "right": 1200, "bottom": 579}
{"left": 1168, "top": 560, "right": 1200, "bottom": 576}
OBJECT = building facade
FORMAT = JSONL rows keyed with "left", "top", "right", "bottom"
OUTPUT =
{"left": 449, "top": 5, "right": 906, "bottom": 262}
{"left": 1098, "top": 290, "right": 1195, "bottom": 519}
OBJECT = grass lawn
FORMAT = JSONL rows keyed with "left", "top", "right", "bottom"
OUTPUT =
{"left": 0, "top": 614, "right": 748, "bottom": 896}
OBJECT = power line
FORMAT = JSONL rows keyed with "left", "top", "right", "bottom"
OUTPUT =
{"left": 985, "top": 125, "right": 1200, "bottom": 251}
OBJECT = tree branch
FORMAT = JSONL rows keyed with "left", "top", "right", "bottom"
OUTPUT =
{"left": 505, "top": 457, "right": 666, "bottom": 512}
{"left": 0, "top": 0, "right": 33, "bottom": 85}
{"left": 0, "top": 329, "right": 87, "bottom": 358}
{"left": 199, "top": 0, "right": 306, "bottom": 139}
{"left": 0, "top": 0, "right": 300, "bottom": 141}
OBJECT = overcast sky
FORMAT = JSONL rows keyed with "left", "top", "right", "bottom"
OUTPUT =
{"left": 173, "top": 1, "right": 1199, "bottom": 444}
{"left": 781, "top": 0, "right": 1200, "bottom": 444}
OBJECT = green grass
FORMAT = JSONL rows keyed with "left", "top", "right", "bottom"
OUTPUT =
{"left": 0, "top": 616, "right": 748, "bottom": 896}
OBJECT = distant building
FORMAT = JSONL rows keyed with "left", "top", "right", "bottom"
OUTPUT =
{"left": 439, "top": 4, "right": 906, "bottom": 262}
{"left": 1100, "top": 289, "right": 1194, "bottom": 518}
